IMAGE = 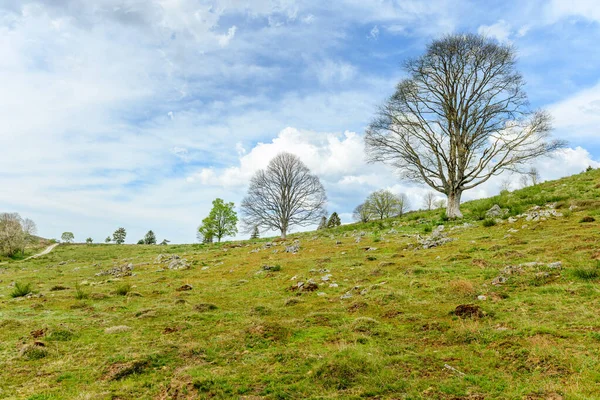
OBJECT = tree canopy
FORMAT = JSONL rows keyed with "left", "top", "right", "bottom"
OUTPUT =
{"left": 365, "top": 33, "right": 564, "bottom": 218}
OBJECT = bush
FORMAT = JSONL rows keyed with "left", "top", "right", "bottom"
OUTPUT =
{"left": 572, "top": 265, "right": 600, "bottom": 280}
{"left": 10, "top": 282, "right": 32, "bottom": 298}
{"left": 115, "top": 283, "right": 132, "bottom": 296}
{"left": 47, "top": 329, "right": 74, "bottom": 341}
{"left": 74, "top": 284, "right": 88, "bottom": 300}
{"left": 482, "top": 218, "right": 497, "bottom": 227}
{"left": 579, "top": 216, "right": 596, "bottom": 223}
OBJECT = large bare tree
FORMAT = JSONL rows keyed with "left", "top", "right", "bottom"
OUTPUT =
{"left": 241, "top": 152, "right": 327, "bottom": 239}
{"left": 365, "top": 34, "right": 565, "bottom": 218}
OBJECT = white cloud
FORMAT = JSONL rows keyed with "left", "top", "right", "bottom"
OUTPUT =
{"left": 548, "top": 81, "right": 600, "bottom": 140}
{"left": 218, "top": 25, "right": 237, "bottom": 47}
{"left": 478, "top": 19, "right": 512, "bottom": 42}
{"left": 368, "top": 25, "right": 379, "bottom": 40}
{"left": 545, "top": 0, "right": 600, "bottom": 23}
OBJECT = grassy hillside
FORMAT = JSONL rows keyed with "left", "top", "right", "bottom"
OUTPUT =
{"left": 1, "top": 169, "right": 600, "bottom": 399}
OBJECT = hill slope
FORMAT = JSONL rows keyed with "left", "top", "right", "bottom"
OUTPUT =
{"left": 1, "top": 170, "right": 600, "bottom": 399}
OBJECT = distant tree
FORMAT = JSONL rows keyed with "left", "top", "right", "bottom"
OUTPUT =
{"left": 520, "top": 174, "right": 530, "bottom": 188}
{"left": 61, "top": 232, "right": 75, "bottom": 244}
{"left": 105, "top": 236, "right": 111, "bottom": 244}
{"left": 423, "top": 192, "right": 435, "bottom": 211}
{"left": 434, "top": 199, "right": 447, "bottom": 209}
{"left": 137, "top": 239, "right": 144, "bottom": 245}
{"left": 327, "top": 212, "right": 341, "bottom": 228}
{"left": 160, "top": 239, "right": 170, "bottom": 245}
{"left": 21, "top": 218, "right": 37, "bottom": 244}
{"left": 113, "top": 228, "right": 126, "bottom": 245}
{"left": 200, "top": 199, "right": 238, "bottom": 243}
{"left": 352, "top": 203, "right": 372, "bottom": 223}
{"left": 396, "top": 193, "right": 410, "bottom": 216}
{"left": 528, "top": 167, "right": 541, "bottom": 186}
{"left": 500, "top": 179, "right": 512, "bottom": 193}
{"left": 241, "top": 153, "right": 327, "bottom": 239}
{"left": 586, "top": 166, "right": 594, "bottom": 172}
{"left": 365, "top": 190, "right": 402, "bottom": 220}
{"left": 197, "top": 223, "right": 214, "bottom": 244}
{"left": 250, "top": 226, "right": 260, "bottom": 240}
{"left": 365, "top": 33, "right": 564, "bottom": 219}
{"left": 86, "top": 237, "right": 93, "bottom": 244}
{"left": 317, "top": 216, "right": 328, "bottom": 230}
{"left": 144, "top": 230, "right": 157, "bottom": 245}
{"left": 0, "top": 213, "right": 26, "bottom": 257}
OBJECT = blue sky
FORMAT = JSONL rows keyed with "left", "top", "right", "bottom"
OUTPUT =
{"left": 1, "top": 0, "right": 600, "bottom": 243}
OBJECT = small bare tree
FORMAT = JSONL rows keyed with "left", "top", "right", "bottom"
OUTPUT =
{"left": 365, "top": 189, "right": 402, "bottom": 219}
{"left": 423, "top": 192, "right": 435, "bottom": 211}
{"left": 500, "top": 179, "right": 512, "bottom": 192}
{"left": 527, "top": 167, "right": 540, "bottom": 186}
{"left": 241, "top": 152, "right": 327, "bottom": 239}
{"left": 352, "top": 203, "right": 372, "bottom": 223}
{"left": 434, "top": 198, "right": 447, "bottom": 209}
{"left": 397, "top": 193, "right": 410, "bottom": 216}
{"left": 365, "top": 33, "right": 564, "bottom": 218}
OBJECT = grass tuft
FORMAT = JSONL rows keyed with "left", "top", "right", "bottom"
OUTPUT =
{"left": 10, "top": 282, "right": 32, "bottom": 298}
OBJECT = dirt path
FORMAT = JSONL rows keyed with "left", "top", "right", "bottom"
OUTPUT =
{"left": 24, "top": 243, "right": 59, "bottom": 261}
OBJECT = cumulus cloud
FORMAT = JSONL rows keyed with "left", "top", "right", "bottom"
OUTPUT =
{"left": 478, "top": 20, "right": 512, "bottom": 42}
{"left": 548, "top": 81, "right": 600, "bottom": 141}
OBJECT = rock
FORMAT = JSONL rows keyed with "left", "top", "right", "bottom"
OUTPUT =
{"left": 329, "top": 283, "right": 339, "bottom": 288}
{"left": 95, "top": 263, "right": 134, "bottom": 278}
{"left": 321, "top": 274, "right": 331, "bottom": 282}
{"left": 355, "top": 237, "right": 361, "bottom": 243}
{"left": 491, "top": 276, "right": 507, "bottom": 285}
{"left": 507, "top": 217, "right": 518, "bottom": 223}
{"left": 285, "top": 244, "right": 300, "bottom": 254}
{"left": 486, "top": 204, "right": 506, "bottom": 218}
{"left": 340, "top": 291, "right": 353, "bottom": 300}
{"left": 477, "top": 295, "right": 487, "bottom": 301}
{"left": 105, "top": 325, "right": 131, "bottom": 334}
{"left": 176, "top": 284, "right": 193, "bottom": 291}
{"left": 454, "top": 304, "right": 484, "bottom": 319}
{"left": 547, "top": 261, "right": 563, "bottom": 269}
{"left": 317, "top": 292, "right": 327, "bottom": 296}
{"left": 417, "top": 227, "right": 454, "bottom": 249}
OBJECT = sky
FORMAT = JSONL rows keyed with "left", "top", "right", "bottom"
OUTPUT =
{"left": 1, "top": 0, "right": 600, "bottom": 244}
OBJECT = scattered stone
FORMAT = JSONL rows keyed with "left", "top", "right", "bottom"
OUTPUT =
{"left": 491, "top": 276, "right": 507, "bottom": 285}
{"left": 176, "top": 284, "right": 193, "bottom": 291}
{"left": 340, "top": 291, "right": 353, "bottom": 300}
{"left": 285, "top": 244, "right": 300, "bottom": 254}
{"left": 95, "top": 263, "right": 133, "bottom": 278}
{"left": 454, "top": 304, "right": 485, "bottom": 319}
{"left": 417, "top": 226, "right": 454, "bottom": 249}
{"left": 262, "top": 265, "right": 281, "bottom": 272}
{"left": 486, "top": 204, "right": 507, "bottom": 218}
{"left": 317, "top": 292, "right": 327, "bottom": 296}
{"left": 329, "top": 283, "right": 339, "bottom": 288}
{"left": 547, "top": 261, "right": 563, "bottom": 269}
{"left": 321, "top": 274, "right": 331, "bottom": 282}
{"left": 477, "top": 295, "right": 487, "bottom": 301}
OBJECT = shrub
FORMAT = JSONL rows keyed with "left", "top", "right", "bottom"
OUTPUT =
{"left": 74, "top": 284, "right": 88, "bottom": 300}
{"left": 482, "top": 218, "right": 497, "bottom": 227}
{"left": 572, "top": 266, "right": 600, "bottom": 280}
{"left": 115, "top": 283, "right": 132, "bottom": 296}
{"left": 47, "top": 329, "right": 74, "bottom": 341}
{"left": 579, "top": 216, "right": 596, "bottom": 223}
{"left": 10, "top": 282, "right": 32, "bottom": 298}
{"left": 422, "top": 225, "right": 432, "bottom": 234}
{"left": 20, "top": 345, "right": 48, "bottom": 360}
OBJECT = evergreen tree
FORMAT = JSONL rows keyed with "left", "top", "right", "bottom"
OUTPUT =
{"left": 250, "top": 226, "right": 260, "bottom": 240}
{"left": 317, "top": 216, "right": 327, "bottom": 230}
{"left": 327, "top": 212, "right": 341, "bottom": 228}
{"left": 113, "top": 227, "right": 127, "bottom": 244}
{"left": 144, "top": 230, "right": 157, "bottom": 245}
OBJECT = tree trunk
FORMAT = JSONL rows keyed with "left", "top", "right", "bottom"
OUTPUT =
{"left": 280, "top": 230, "right": 287, "bottom": 240}
{"left": 446, "top": 190, "right": 463, "bottom": 219}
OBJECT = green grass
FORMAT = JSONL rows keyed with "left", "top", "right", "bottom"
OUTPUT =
{"left": 10, "top": 282, "right": 32, "bottom": 298}
{"left": 1, "top": 168, "right": 600, "bottom": 398}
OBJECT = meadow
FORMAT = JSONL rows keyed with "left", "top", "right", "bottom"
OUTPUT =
{"left": 1, "top": 169, "right": 600, "bottom": 399}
